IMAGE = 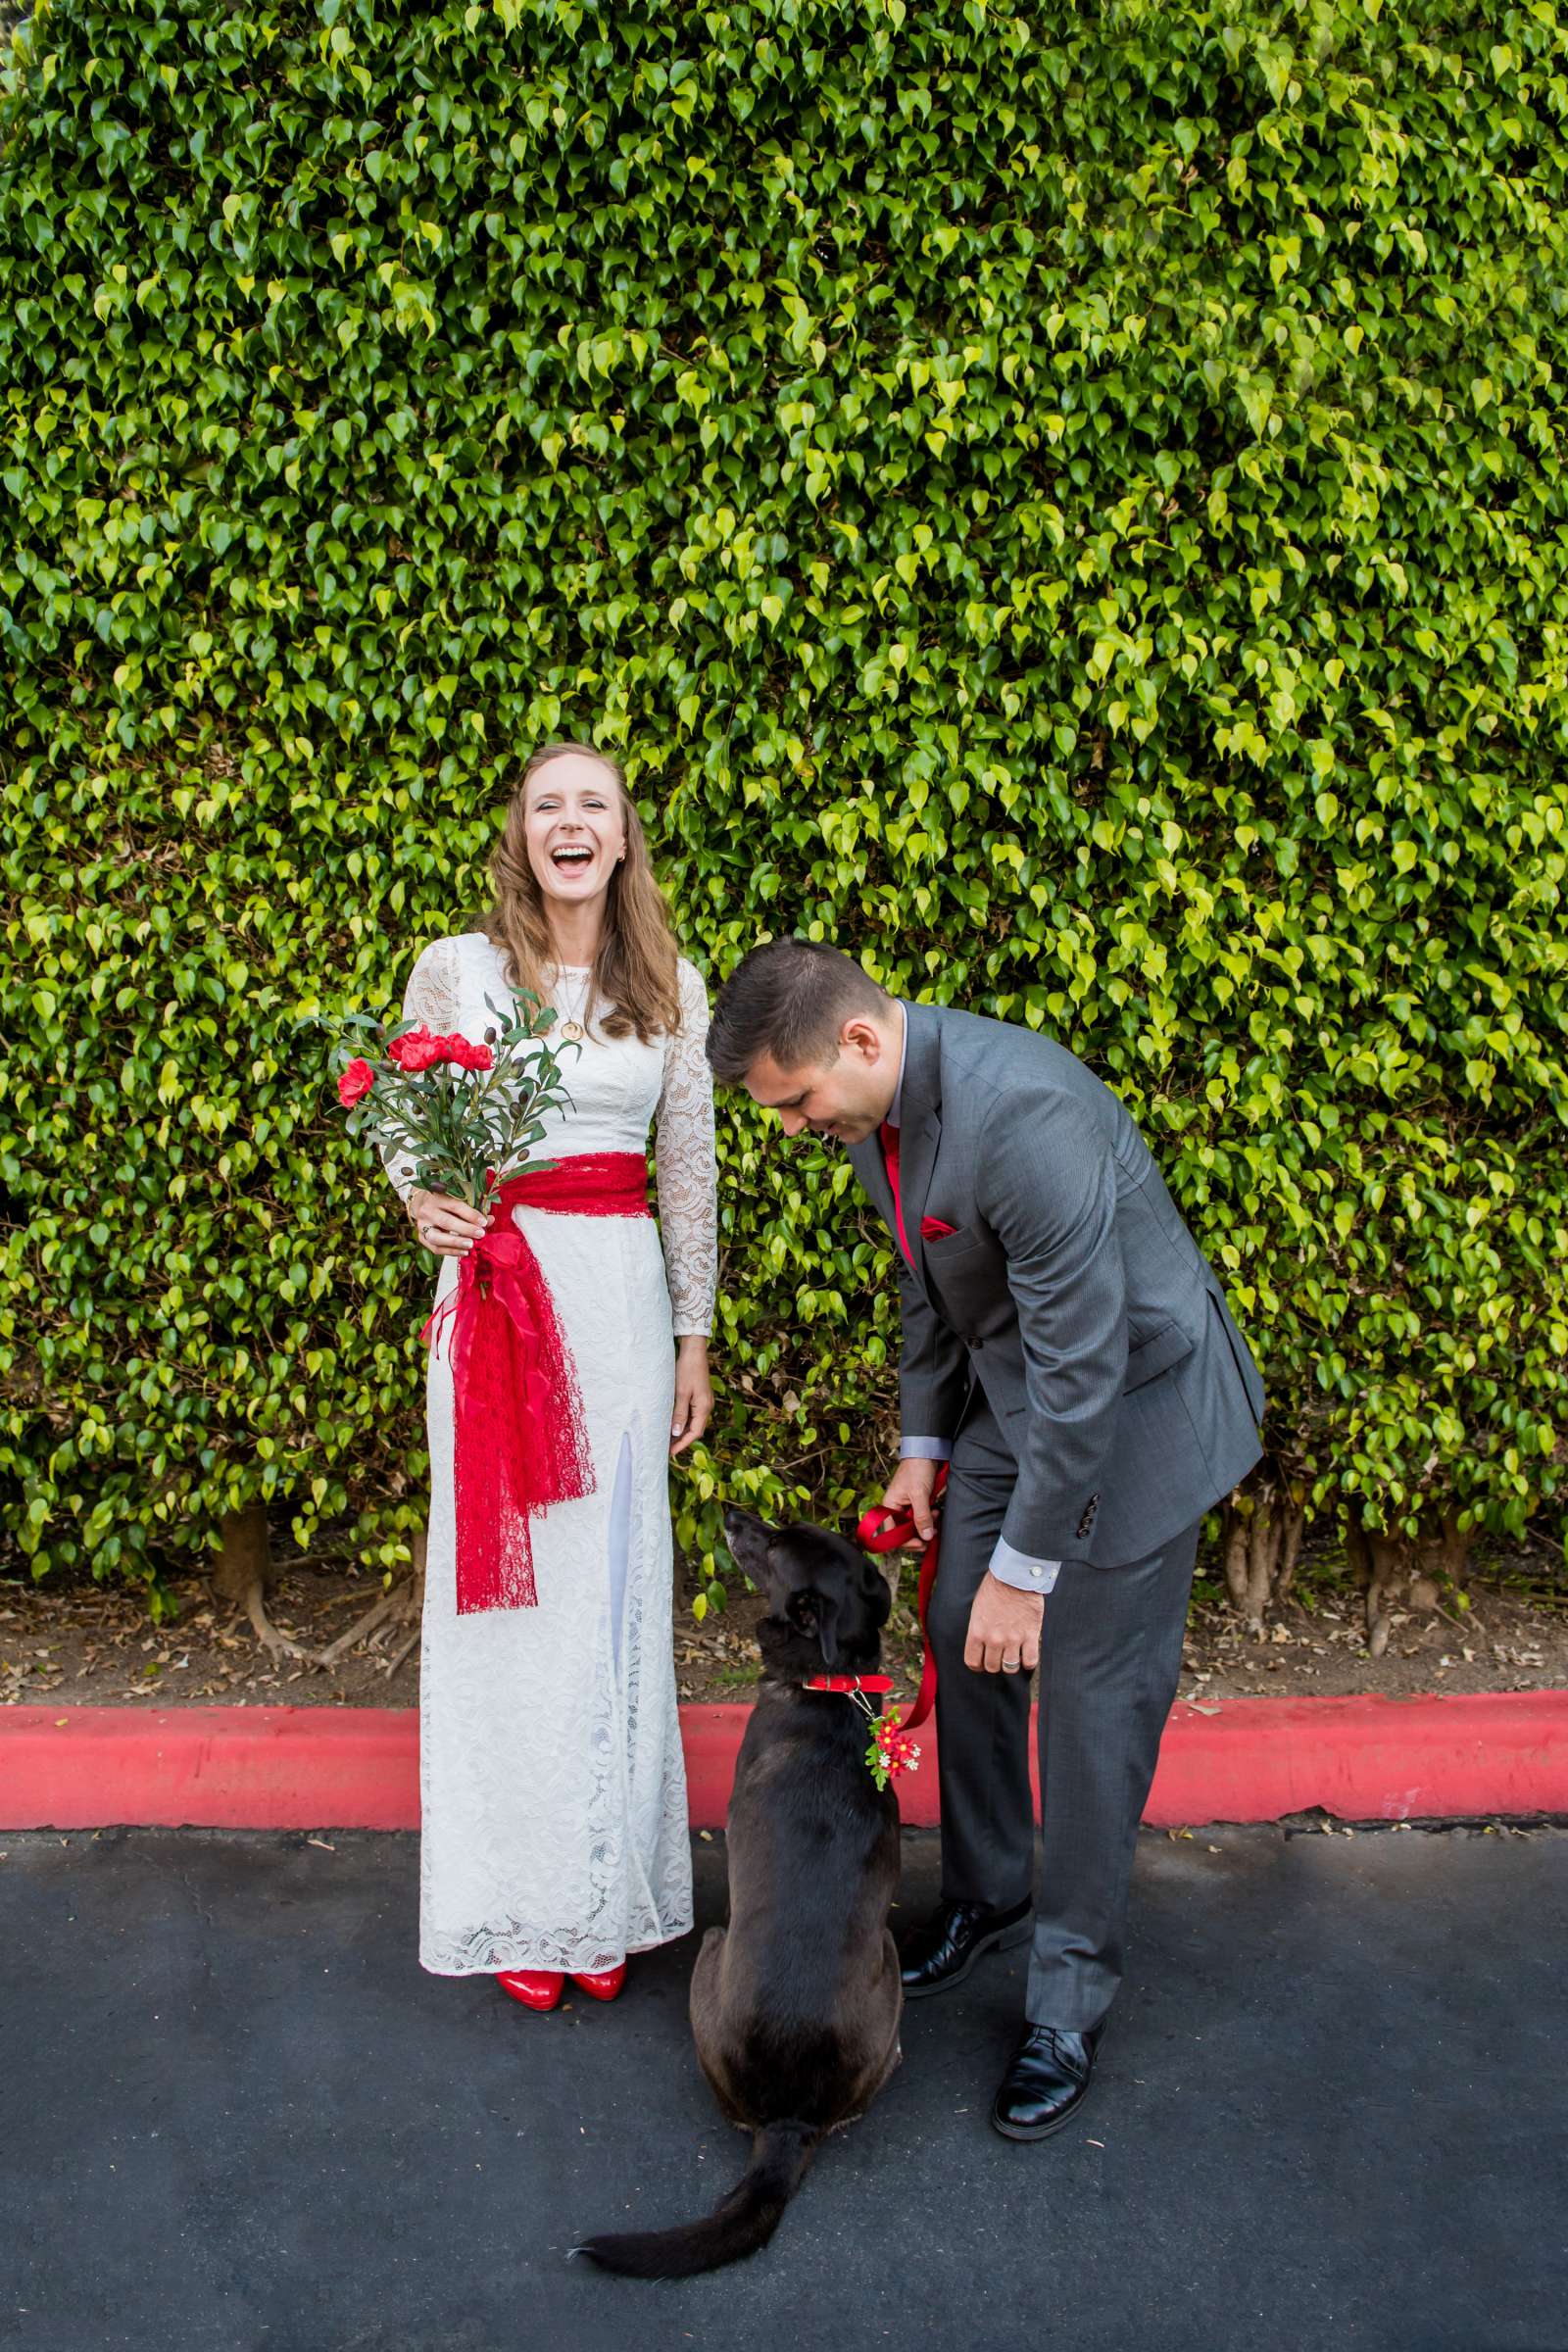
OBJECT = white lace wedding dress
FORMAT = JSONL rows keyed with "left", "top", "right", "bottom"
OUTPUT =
{"left": 385, "top": 930, "right": 716, "bottom": 1976}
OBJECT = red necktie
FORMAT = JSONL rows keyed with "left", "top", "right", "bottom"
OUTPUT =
{"left": 880, "top": 1119, "right": 913, "bottom": 1264}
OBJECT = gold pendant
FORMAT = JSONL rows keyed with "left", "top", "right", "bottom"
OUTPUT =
{"left": 560, "top": 1019, "right": 584, "bottom": 1043}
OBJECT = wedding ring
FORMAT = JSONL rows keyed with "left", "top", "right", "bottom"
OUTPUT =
{"left": 1002, "top": 1653, "right": 1021, "bottom": 1671}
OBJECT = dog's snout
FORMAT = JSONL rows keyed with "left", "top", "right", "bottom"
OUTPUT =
{"left": 721, "top": 1504, "right": 776, "bottom": 1579}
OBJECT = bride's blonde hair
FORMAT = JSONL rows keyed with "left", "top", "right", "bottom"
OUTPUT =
{"left": 483, "top": 742, "right": 682, "bottom": 1045}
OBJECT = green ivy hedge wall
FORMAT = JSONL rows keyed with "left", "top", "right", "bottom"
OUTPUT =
{"left": 3, "top": 0, "right": 1565, "bottom": 1615}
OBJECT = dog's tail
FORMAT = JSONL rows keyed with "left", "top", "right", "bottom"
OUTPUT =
{"left": 571, "top": 2118, "right": 820, "bottom": 2278}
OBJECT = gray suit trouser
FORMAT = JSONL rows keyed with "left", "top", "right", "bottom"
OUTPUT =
{"left": 926, "top": 1392, "right": 1200, "bottom": 2034}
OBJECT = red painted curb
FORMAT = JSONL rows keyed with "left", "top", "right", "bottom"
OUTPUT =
{"left": 2, "top": 1706, "right": 420, "bottom": 1834}
{"left": 4, "top": 1692, "right": 1566, "bottom": 1832}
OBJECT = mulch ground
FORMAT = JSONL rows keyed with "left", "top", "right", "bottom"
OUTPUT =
{"left": 3, "top": 1531, "right": 1565, "bottom": 1711}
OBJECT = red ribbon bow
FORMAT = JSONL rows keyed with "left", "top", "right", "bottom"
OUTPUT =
{"left": 423, "top": 1209, "right": 592, "bottom": 1614}
{"left": 421, "top": 1153, "right": 649, "bottom": 1614}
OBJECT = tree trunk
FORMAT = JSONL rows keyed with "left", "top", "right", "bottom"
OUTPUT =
{"left": 213, "top": 1502, "right": 270, "bottom": 1609}
{"left": 1274, "top": 1502, "right": 1306, "bottom": 1608}
{"left": 314, "top": 1527, "right": 427, "bottom": 1671}
{"left": 1346, "top": 1508, "right": 1471, "bottom": 1655}
{"left": 1220, "top": 1488, "right": 1307, "bottom": 1634}
{"left": 213, "top": 1500, "right": 315, "bottom": 1661}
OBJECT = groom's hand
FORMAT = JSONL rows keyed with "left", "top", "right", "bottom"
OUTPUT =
{"left": 880, "top": 1456, "right": 938, "bottom": 1544}
{"left": 964, "top": 1573, "right": 1044, "bottom": 1676}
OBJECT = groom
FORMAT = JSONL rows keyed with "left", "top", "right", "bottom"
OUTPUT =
{"left": 707, "top": 941, "right": 1264, "bottom": 2140}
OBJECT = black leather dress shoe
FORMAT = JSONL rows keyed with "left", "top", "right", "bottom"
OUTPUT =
{"left": 991, "top": 2022, "right": 1103, "bottom": 2141}
{"left": 898, "top": 1895, "right": 1033, "bottom": 1999}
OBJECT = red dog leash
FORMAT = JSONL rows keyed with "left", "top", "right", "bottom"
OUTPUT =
{"left": 857, "top": 1462, "right": 947, "bottom": 1736}
{"left": 854, "top": 1464, "right": 948, "bottom": 1775}
{"left": 801, "top": 1470, "right": 948, "bottom": 1788}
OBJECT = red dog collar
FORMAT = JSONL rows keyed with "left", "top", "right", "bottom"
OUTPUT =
{"left": 803, "top": 1674, "right": 894, "bottom": 1695}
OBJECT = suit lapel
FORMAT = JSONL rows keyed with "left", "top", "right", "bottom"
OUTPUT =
{"left": 894, "top": 1002, "right": 943, "bottom": 1294}
{"left": 849, "top": 1131, "right": 897, "bottom": 1242}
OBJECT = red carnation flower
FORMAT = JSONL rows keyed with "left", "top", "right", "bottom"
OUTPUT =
{"left": 387, "top": 1026, "right": 446, "bottom": 1073}
{"left": 443, "top": 1036, "right": 494, "bottom": 1072}
{"left": 337, "top": 1057, "right": 375, "bottom": 1107}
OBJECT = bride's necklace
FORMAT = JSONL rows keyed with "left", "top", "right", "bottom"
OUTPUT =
{"left": 554, "top": 965, "right": 593, "bottom": 1045}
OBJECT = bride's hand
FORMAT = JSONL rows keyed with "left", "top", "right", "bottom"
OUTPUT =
{"left": 408, "top": 1187, "right": 489, "bottom": 1257}
{"left": 670, "top": 1338, "right": 712, "bottom": 1456}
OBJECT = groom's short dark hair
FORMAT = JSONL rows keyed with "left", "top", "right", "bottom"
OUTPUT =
{"left": 706, "top": 940, "right": 888, "bottom": 1085}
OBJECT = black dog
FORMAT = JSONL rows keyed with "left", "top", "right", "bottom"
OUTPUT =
{"left": 575, "top": 1505, "right": 903, "bottom": 2278}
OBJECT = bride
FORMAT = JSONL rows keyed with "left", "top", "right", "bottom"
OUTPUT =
{"left": 385, "top": 741, "right": 716, "bottom": 2010}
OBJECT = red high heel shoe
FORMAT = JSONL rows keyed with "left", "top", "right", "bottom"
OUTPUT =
{"left": 569, "top": 1962, "right": 626, "bottom": 2002}
{"left": 495, "top": 1968, "right": 564, "bottom": 2011}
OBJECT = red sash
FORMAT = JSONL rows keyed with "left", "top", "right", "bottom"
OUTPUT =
{"left": 423, "top": 1152, "right": 651, "bottom": 1614}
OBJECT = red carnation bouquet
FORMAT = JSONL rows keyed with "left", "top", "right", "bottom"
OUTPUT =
{"left": 325, "top": 988, "right": 594, "bottom": 1615}
{"left": 328, "top": 989, "right": 578, "bottom": 1214}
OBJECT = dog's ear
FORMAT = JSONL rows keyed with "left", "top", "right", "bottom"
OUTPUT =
{"left": 864, "top": 1563, "right": 893, "bottom": 1630}
{"left": 788, "top": 1585, "right": 845, "bottom": 1669}
{"left": 721, "top": 1504, "right": 776, "bottom": 1584}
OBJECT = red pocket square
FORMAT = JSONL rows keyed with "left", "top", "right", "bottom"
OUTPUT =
{"left": 920, "top": 1217, "right": 957, "bottom": 1241}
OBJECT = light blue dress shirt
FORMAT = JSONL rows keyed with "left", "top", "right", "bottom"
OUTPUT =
{"left": 883, "top": 1008, "right": 1061, "bottom": 1598}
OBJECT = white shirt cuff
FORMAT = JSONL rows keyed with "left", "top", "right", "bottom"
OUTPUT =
{"left": 900, "top": 1436, "right": 954, "bottom": 1461}
{"left": 989, "top": 1536, "right": 1061, "bottom": 1594}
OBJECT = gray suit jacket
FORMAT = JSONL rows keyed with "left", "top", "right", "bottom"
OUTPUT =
{"left": 849, "top": 1002, "right": 1265, "bottom": 1568}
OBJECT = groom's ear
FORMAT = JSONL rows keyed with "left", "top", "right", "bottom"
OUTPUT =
{"left": 839, "top": 1013, "right": 884, "bottom": 1065}
{"left": 721, "top": 1505, "right": 776, "bottom": 1584}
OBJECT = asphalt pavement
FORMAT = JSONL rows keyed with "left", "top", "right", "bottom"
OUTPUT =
{"left": 2, "top": 1823, "right": 1564, "bottom": 2352}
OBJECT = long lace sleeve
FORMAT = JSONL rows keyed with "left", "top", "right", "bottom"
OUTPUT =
{"left": 380, "top": 935, "right": 461, "bottom": 1202}
{"left": 655, "top": 958, "right": 718, "bottom": 1338}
